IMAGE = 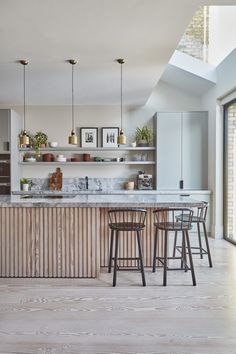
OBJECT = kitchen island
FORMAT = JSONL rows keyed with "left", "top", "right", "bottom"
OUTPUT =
{"left": 0, "top": 194, "right": 204, "bottom": 278}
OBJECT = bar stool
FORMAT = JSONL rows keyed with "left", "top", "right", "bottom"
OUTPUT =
{"left": 173, "top": 202, "right": 212, "bottom": 267}
{"left": 108, "top": 208, "right": 147, "bottom": 287}
{"left": 152, "top": 208, "right": 196, "bottom": 286}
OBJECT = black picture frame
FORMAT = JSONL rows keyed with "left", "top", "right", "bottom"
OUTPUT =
{"left": 101, "top": 127, "right": 119, "bottom": 147}
{"left": 80, "top": 127, "right": 98, "bottom": 148}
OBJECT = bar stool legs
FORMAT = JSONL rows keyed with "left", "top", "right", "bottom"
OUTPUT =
{"left": 185, "top": 230, "right": 196, "bottom": 286}
{"left": 173, "top": 220, "right": 213, "bottom": 268}
{"left": 163, "top": 230, "right": 168, "bottom": 286}
{"left": 111, "top": 229, "right": 146, "bottom": 287}
{"left": 136, "top": 230, "right": 146, "bottom": 286}
{"left": 152, "top": 227, "right": 158, "bottom": 273}
{"left": 113, "top": 231, "right": 119, "bottom": 287}
{"left": 203, "top": 222, "right": 213, "bottom": 268}
{"left": 108, "top": 230, "right": 114, "bottom": 273}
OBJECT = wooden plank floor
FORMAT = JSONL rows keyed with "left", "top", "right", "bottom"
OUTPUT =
{"left": 0, "top": 238, "right": 236, "bottom": 354}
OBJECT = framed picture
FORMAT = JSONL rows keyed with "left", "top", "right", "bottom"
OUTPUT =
{"left": 80, "top": 127, "right": 98, "bottom": 148}
{"left": 101, "top": 127, "right": 119, "bottom": 147}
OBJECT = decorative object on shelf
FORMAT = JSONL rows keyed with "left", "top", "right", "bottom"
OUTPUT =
{"left": 68, "top": 59, "right": 78, "bottom": 145}
{"left": 101, "top": 127, "right": 119, "bottom": 147}
{"left": 42, "top": 153, "right": 54, "bottom": 162}
{"left": 131, "top": 141, "right": 136, "bottom": 147}
{"left": 125, "top": 181, "right": 135, "bottom": 190}
{"left": 49, "top": 142, "right": 58, "bottom": 147}
{"left": 55, "top": 154, "right": 66, "bottom": 162}
{"left": 49, "top": 167, "right": 63, "bottom": 191}
{"left": 80, "top": 127, "right": 98, "bottom": 148}
{"left": 135, "top": 126, "right": 152, "bottom": 147}
{"left": 19, "top": 60, "right": 30, "bottom": 147}
{"left": 83, "top": 153, "right": 91, "bottom": 162}
{"left": 34, "top": 131, "right": 48, "bottom": 149}
{"left": 24, "top": 156, "right": 36, "bottom": 162}
{"left": 20, "top": 177, "right": 30, "bottom": 191}
{"left": 116, "top": 58, "right": 126, "bottom": 145}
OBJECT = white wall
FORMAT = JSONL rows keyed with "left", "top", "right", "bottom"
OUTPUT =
{"left": 147, "top": 80, "right": 204, "bottom": 111}
{"left": 208, "top": 6, "right": 236, "bottom": 66}
{"left": 0, "top": 80, "right": 203, "bottom": 180}
{"left": 201, "top": 49, "right": 236, "bottom": 239}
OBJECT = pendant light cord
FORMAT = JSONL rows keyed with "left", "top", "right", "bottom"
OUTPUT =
{"left": 120, "top": 62, "right": 123, "bottom": 130}
{"left": 72, "top": 63, "right": 74, "bottom": 130}
{"left": 23, "top": 63, "right": 26, "bottom": 131}
{"left": 181, "top": 112, "right": 183, "bottom": 180}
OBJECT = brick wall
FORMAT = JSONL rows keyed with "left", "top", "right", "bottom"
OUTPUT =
{"left": 177, "top": 6, "right": 209, "bottom": 62}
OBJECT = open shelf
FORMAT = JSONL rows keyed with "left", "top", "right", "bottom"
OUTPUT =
{"left": 19, "top": 146, "right": 156, "bottom": 152}
{"left": 19, "top": 161, "right": 156, "bottom": 165}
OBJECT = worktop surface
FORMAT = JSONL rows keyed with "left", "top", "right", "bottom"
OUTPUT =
{"left": 0, "top": 194, "right": 206, "bottom": 208}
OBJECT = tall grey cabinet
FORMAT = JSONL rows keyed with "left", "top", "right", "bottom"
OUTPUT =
{"left": 154, "top": 111, "right": 208, "bottom": 190}
{"left": 0, "top": 109, "right": 22, "bottom": 193}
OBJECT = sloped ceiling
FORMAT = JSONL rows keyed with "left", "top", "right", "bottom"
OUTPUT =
{"left": 0, "top": 0, "right": 235, "bottom": 105}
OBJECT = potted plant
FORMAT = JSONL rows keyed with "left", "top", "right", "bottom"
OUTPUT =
{"left": 135, "top": 126, "right": 153, "bottom": 146}
{"left": 34, "top": 131, "right": 48, "bottom": 149}
{"left": 20, "top": 177, "right": 30, "bottom": 191}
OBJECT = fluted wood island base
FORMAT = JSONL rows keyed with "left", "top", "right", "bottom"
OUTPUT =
{"left": 0, "top": 207, "right": 161, "bottom": 278}
{"left": 0, "top": 195, "right": 204, "bottom": 278}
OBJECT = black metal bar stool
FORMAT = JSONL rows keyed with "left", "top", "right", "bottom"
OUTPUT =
{"left": 108, "top": 208, "right": 147, "bottom": 287}
{"left": 173, "top": 202, "right": 212, "bottom": 267}
{"left": 152, "top": 208, "right": 196, "bottom": 286}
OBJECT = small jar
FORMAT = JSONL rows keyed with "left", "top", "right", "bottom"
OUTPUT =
{"left": 83, "top": 153, "right": 91, "bottom": 162}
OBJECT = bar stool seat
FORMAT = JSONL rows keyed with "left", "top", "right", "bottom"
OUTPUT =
{"left": 108, "top": 208, "right": 147, "bottom": 287}
{"left": 173, "top": 202, "right": 212, "bottom": 267}
{"left": 152, "top": 208, "right": 196, "bottom": 286}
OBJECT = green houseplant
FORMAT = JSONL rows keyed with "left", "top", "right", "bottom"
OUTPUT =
{"left": 34, "top": 131, "right": 48, "bottom": 149}
{"left": 20, "top": 177, "right": 30, "bottom": 191}
{"left": 135, "top": 126, "right": 152, "bottom": 146}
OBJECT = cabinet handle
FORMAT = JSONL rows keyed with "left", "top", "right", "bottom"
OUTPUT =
{"left": 180, "top": 194, "right": 190, "bottom": 197}
{"left": 0, "top": 160, "right": 10, "bottom": 164}
{"left": 0, "top": 183, "right": 10, "bottom": 186}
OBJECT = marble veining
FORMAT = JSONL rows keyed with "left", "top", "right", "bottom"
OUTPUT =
{"left": 0, "top": 195, "right": 205, "bottom": 208}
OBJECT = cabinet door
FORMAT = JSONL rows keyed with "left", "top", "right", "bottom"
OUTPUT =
{"left": 0, "top": 110, "right": 10, "bottom": 153}
{"left": 182, "top": 112, "right": 208, "bottom": 189}
{"left": 156, "top": 112, "right": 181, "bottom": 189}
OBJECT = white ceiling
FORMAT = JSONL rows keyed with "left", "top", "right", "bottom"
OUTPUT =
{"left": 0, "top": 0, "right": 235, "bottom": 105}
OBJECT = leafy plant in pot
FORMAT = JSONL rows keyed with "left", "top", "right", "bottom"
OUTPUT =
{"left": 34, "top": 131, "right": 48, "bottom": 149}
{"left": 20, "top": 177, "right": 30, "bottom": 191}
{"left": 135, "top": 126, "right": 152, "bottom": 147}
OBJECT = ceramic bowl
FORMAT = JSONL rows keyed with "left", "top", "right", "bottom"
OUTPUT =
{"left": 49, "top": 142, "right": 58, "bottom": 147}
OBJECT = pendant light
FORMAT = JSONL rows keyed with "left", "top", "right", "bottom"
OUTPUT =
{"left": 117, "top": 58, "right": 126, "bottom": 145}
{"left": 68, "top": 59, "right": 78, "bottom": 145}
{"left": 19, "top": 60, "right": 30, "bottom": 147}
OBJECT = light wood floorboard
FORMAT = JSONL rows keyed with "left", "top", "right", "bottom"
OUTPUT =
{"left": 0, "top": 239, "right": 236, "bottom": 354}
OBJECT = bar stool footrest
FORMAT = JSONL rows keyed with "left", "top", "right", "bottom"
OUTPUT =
{"left": 175, "top": 245, "right": 208, "bottom": 255}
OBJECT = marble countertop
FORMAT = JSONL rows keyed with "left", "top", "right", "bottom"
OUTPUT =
{"left": 0, "top": 194, "right": 206, "bottom": 208}
{"left": 12, "top": 189, "right": 211, "bottom": 196}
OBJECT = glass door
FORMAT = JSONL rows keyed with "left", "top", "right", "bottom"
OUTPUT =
{"left": 224, "top": 100, "right": 236, "bottom": 244}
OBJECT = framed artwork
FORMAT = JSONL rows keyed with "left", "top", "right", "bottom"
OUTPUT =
{"left": 101, "top": 127, "right": 119, "bottom": 147}
{"left": 80, "top": 127, "right": 98, "bottom": 148}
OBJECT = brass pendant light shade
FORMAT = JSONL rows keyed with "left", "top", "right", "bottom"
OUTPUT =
{"left": 68, "top": 59, "right": 78, "bottom": 145}
{"left": 116, "top": 58, "right": 126, "bottom": 145}
{"left": 117, "top": 129, "right": 126, "bottom": 145}
{"left": 19, "top": 60, "right": 30, "bottom": 147}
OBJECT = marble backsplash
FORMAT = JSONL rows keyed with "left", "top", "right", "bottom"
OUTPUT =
{"left": 29, "top": 177, "right": 137, "bottom": 191}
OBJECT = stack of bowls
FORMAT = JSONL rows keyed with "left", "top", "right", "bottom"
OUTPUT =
{"left": 56, "top": 154, "right": 67, "bottom": 162}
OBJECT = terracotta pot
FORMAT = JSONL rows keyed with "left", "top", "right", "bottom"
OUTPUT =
{"left": 43, "top": 153, "right": 54, "bottom": 162}
{"left": 83, "top": 153, "right": 91, "bottom": 162}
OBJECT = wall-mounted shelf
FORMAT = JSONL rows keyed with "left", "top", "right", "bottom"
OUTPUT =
{"left": 19, "top": 161, "right": 156, "bottom": 165}
{"left": 19, "top": 146, "right": 155, "bottom": 152}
